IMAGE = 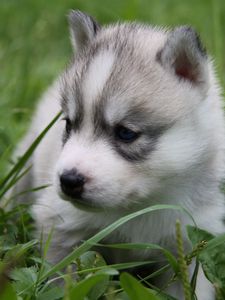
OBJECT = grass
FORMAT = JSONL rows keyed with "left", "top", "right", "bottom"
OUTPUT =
{"left": 1, "top": 0, "right": 225, "bottom": 299}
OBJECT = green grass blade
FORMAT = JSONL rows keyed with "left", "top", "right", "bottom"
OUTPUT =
{"left": 0, "top": 165, "right": 32, "bottom": 199}
{"left": 89, "top": 242, "right": 163, "bottom": 250}
{"left": 140, "top": 264, "right": 170, "bottom": 282}
{"left": 90, "top": 242, "right": 178, "bottom": 272}
{"left": 76, "top": 260, "right": 157, "bottom": 275}
{"left": 40, "top": 204, "right": 193, "bottom": 281}
{"left": 190, "top": 260, "right": 199, "bottom": 297}
{"left": 0, "top": 112, "right": 61, "bottom": 191}
{"left": 7, "top": 184, "right": 50, "bottom": 201}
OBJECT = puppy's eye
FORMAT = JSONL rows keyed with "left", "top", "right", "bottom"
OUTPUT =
{"left": 115, "top": 125, "right": 140, "bottom": 143}
{"left": 65, "top": 118, "right": 72, "bottom": 135}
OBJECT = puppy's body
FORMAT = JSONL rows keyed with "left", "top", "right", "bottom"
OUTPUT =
{"left": 14, "top": 11, "right": 225, "bottom": 299}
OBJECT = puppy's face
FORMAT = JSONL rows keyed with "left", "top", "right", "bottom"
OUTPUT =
{"left": 55, "top": 11, "right": 209, "bottom": 210}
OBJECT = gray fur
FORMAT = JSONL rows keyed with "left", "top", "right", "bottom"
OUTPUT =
{"left": 60, "top": 74, "right": 84, "bottom": 131}
{"left": 157, "top": 26, "right": 208, "bottom": 85}
{"left": 68, "top": 10, "right": 100, "bottom": 53}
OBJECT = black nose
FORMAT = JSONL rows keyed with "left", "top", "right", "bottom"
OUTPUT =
{"left": 60, "top": 169, "right": 85, "bottom": 198}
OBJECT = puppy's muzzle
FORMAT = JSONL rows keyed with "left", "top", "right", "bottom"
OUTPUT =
{"left": 60, "top": 169, "right": 85, "bottom": 199}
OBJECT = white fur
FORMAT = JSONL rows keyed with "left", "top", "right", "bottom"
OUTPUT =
{"left": 83, "top": 50, "right": 115, "bottom": 106}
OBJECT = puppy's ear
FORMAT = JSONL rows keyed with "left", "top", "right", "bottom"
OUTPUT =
{"left": 68, "top": 10, "right": 100, "bottom": 53}
{"left": 157, "top": 26, "right": 208, "bottom": 87}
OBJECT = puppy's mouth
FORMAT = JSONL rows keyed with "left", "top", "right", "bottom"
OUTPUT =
{"left": 58, "top": 189, "right": 104, "bottom": 212}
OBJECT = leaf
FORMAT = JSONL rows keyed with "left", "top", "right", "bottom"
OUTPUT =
{"left": 66, "top": 274, "right": 108, "bottom": 300}
{"left": 88, "top": 276, "right": 109, "bottom": 300}
{"left": 76, "top": 251, "right": 109, "bottom": 299}
{"left": 114, "top": 291, "right": 130, "bottom": 300}
{"left": 11, "top": 266, "right": 38, "bottom": 296}
{"left": 187, "top": 226, "right": 214, "bottom": 246}
{"left": 30, "top": 256, "right": 53, "bottom": 277}
{"left": 120, "top": 272, "right": 161, "bottom": 300}
{"left": 3, "top": 239, "right": 38, "bottom": 263}
{"left": 205, "top": 233, "right": 225, "bottom": 251}
{"left": 11, "top": 266, "right": 38, "bottom": 283}
{"left": 187, "top": 226, "right": 225, "bottom": 297}
{"left": 0, "top": 282, "right": 17, "bottom": 300}
{"left": 37, "top": 287, "right": 64, "bottom": 300}
{"left": 78, "top": 251, "right": 106, "bottom": 273}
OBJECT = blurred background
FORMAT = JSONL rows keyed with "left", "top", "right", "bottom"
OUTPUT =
{"left": 0, "top": 0, "right": 225, "bottom": 170}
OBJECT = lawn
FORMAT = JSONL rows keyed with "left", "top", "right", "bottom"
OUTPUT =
{"left": 0, "top": 0, "right": 225, "bottom": 299}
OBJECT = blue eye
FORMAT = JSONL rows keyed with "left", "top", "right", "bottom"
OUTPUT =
{"left": 115, "top": 125, "right": 139, "bottom": 142}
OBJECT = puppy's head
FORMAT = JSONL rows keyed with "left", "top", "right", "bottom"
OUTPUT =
{"left": 55, "top": 11, "right": 211, "bottom": 210}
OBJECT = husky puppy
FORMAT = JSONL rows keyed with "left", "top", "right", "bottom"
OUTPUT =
{"left": 14, "top": 10, "right": 225, "bottom": 299}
